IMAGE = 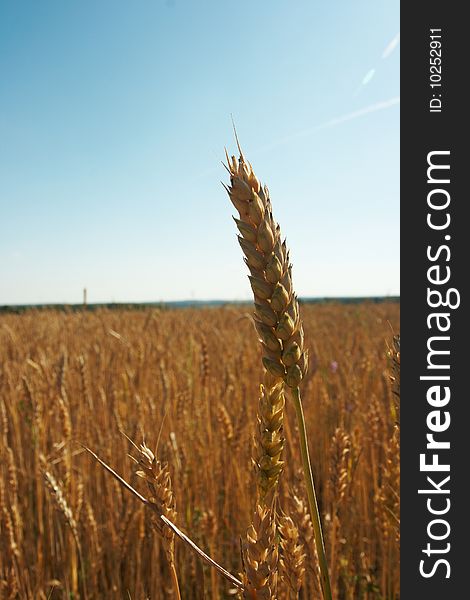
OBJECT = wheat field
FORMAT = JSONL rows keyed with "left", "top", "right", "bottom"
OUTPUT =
{"left": 0, "top": 301, "right": 399, "bottom": 599}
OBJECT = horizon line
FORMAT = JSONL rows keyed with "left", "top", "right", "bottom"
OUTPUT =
{"left": 1, "top": 294, "right": 401, "bottom": 310}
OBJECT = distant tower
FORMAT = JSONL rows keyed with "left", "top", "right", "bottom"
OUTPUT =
{"left": 83, "top": 287, "right": 87, "bottom": 308}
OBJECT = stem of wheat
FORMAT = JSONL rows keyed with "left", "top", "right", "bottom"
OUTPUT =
{"left": 291, "top": 386, "right": 332, "bottom": 600}
{"left": 225, "top": 145, "right": 332, "bottom": 600}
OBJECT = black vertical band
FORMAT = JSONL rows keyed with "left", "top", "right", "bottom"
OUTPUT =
{"left": 401, "top": 4, "right": 466, "bottom": 596}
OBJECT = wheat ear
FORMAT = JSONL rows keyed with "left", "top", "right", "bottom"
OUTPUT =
{"left": 242, "top": 504, "right": 278, "bottom": 599}
{"left": 291, "top": 493, "right": 322, "bottom": 595}
{"left": 279, "top": 514, "right": 306, "bottom": 598}
{"left": 132, "top": 441, "right": 181, "bottom": 599}
{"left": 387, "top": 334, "right": 400, "bottom": 427}
{"left": 83, "top": 445, "right": 244, "bottom": 592}
{"left": 224, "top": 152, "right": 307, "bottom": 388}
{"left": 43, "top": 469, "right": 88, "bottom": 600}
{"left": 225, "top": 148, "right": 332, "bottom": 600}
{"left": 256, "top": 372, "right": 285, "bottom": 501}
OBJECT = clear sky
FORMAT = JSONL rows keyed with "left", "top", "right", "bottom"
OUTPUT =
{"left": 0, "top": 0, "right": 399, "bottom": 305}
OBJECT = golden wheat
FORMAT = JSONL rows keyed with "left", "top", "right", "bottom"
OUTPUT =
{"left": 0, "top": 303, "right": 399, "bottom": 598}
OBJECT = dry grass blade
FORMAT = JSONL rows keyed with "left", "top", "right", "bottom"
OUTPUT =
{"left": 160, "top": 516, "right": 244, "bottom": 590}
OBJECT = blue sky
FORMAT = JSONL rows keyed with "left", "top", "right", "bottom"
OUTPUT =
{"left": 0, "top": 0, "right": 399, "bottom": 304}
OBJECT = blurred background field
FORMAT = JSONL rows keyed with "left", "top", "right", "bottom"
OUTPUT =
{"left": 0, "top": 301, "right": 399, "bottom": 599}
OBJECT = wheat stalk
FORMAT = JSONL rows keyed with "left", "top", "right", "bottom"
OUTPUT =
{"left": 43, "top": 468, "right": 88, "bottom": 600}
{"left": 132, "top": 440, "right": 182, "bottom": 598}
{"left": 327, "top": 427, "right": 351, "bottom": 595}
{"left": 133, "top": 442, "right": 176, "bottom": 558}
{"left": 225, "top": 144, "right": 332, "bottom": 600}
